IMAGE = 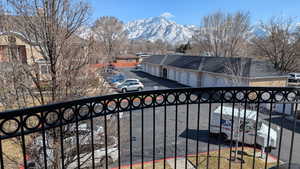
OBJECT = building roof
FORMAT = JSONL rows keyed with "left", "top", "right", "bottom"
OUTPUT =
{"left": 143, "top": 55, "right": 166, "bottom": 65}
{"left": 142, "top": 54, "right": 286, "bottom": 78}
{"left": 163, "top": 55, "right": 203, "bottom": 70}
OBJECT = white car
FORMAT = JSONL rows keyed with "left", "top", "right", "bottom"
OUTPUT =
{"left": 210, "top": 106, "right": 278, "bottom": 148}
{"left": 288, "top": 73, "right": 300, "bottom": 83}
{"left": 116, "top": 79, "right": 144, "bottom": 93}
{"left": 113, "top": 79, "right": 140, "bottom": 87}
{"left": 135, "top": 64, "right": 143, "bottom": 70}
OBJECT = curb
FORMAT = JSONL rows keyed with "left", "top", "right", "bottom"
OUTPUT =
{"left": 111, "top": 146, "right": 278, "bottom": 169}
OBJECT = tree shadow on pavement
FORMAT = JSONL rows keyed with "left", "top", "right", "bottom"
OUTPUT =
{"left": 130, "top": 70, "right": 188, "bottom": 89}
{"left": 179, "top": 129, "right": 258, "bottom": 149}
{"left": 265, "top": 116, "right": 300, "bottom": 134}
{"left": 179, "top": 129, "right": 229, "bottom": 146}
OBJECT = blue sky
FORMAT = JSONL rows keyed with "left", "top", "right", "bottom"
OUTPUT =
{"left": 87, "top": 0, "right": 300, "bottom": 25}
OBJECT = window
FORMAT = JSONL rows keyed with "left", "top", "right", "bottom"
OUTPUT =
{"left": 8, "top": 36, "right": 16, "bottom": 43}
{"left": 18, "top": 46, "right": 27, "bottom": 64}
{"left": 0, "top": 45, "right": 27, "bottom": 63}
{"left": 125, "top": 80, "right": 138, "bottom": 83}
{"left": 0, "top": 46, "right": 7, "bottom": 62}
{"left": 40, "top": 64, "right": 51, "bottom": 74}
{"left": 123, "top": 82, "right": 131, "bottom": 86}
{"left": 9, "top": 47, "right": 18, "bottom": 60}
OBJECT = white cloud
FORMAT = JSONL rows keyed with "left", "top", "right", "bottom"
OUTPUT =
{"left": 160, "top": 12, "right": 175, "bottom": 19}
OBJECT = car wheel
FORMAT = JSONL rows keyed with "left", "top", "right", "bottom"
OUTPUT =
{"left": 138, "top": 87, "right": 142, "bottom": 91}
{"left": 122, "top": 88, "right": 127, "bottom": 93}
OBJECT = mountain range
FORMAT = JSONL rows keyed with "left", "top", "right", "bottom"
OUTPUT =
{"left": 80, "top": 15, "right": 271, "bottom": 45}
{"left": 125, "top": 16, "right": 198, "bottom": 44}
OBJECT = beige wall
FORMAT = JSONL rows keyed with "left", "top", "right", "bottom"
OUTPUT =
{"left": 0, "top": 34, "right": 50, "bottom": 82}
{"left": 0, "top": 34, "right": 43, "bottom": 64}
{"left": 249, "top": 78, "right": 287, "bottom": 87}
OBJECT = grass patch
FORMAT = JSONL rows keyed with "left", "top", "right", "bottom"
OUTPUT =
{"left": 187, "top": 147, "right": 277, "bottom": 169}
{"left": 2, "top": 139, "right": 24, "bottom": 169}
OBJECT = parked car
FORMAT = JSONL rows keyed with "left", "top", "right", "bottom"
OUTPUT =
{"left": 116, "top": 80, "right": 144, "bottom": 93}
{"left": 113, "top": 79, "right": 140, "bottom": 88}
{"left": 288, "top": 73, "right": 300, "bottom": 83}
{"left": 135, "top": 64, "right": 143, "bottom": 70}
{"left": 107, "top": 73, "right": 125, "bottom": 84}
{"left": 210, "top": 106, "right": 278, "bottom": 149}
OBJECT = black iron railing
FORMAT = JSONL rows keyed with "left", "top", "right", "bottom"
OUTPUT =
{"left": 0, "top": 87, "right": 299, "bottom": 169}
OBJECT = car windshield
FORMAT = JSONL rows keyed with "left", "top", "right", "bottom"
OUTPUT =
{"left": 289, "top": 74, "right": 296, "bottom": 78}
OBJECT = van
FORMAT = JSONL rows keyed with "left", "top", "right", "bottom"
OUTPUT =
{"left": 210, "top": 106, "right": 277, "bottom": 148}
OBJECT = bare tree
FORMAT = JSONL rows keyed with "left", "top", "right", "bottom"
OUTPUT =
{"left": 154, "top": 39, "right": 168, "bottom": 54}
{"left": 91, "top": 16, "right": 128, "bottom": 63}
{"left": 192, "top": 11, "right": 251, "bottom": 57}
{"left": 251, "top": 17, "right": 300, "bottom": 72}
{"left": 224, "top": 58, "right": 250, "bottom": 161}
{"left": 0, "top": 3, "right": 5, "bottom": 31}
{"left": 192, "top": 12, "right": 253, "bottom": 161}
{"left": 7, "top": 0, "right": 92, "bottom": 102}
{"left": 0, "top": 0, "right": 118, "bottom": 169}
{"left": 127, "top": 39, "right": 172, "bottom": 55}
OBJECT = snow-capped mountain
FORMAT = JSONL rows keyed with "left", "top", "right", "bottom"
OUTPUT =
{"left": 125, "top": 16, "right": 198, "bottom": 44}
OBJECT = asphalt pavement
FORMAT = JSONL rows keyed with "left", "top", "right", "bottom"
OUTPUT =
{"left": 119, "top": 68, "right": 187, "bottom": 91}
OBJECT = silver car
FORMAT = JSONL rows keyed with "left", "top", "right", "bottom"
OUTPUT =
{"left": 116, "top": 80, "right": 144, "bottom": 93}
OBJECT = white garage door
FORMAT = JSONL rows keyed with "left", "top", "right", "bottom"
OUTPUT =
{"left": 168, "top": 69, "right": 176, "bottom": 81}
{"left": 202, "top": 73, "right": 227, "bottom": 87}
{"left": 150, "top": 66, "right": 155, "bottom": 76}
{"left": 154, "top": 66, "right": 159, "bottom": 76}
{"left": 145, "top": 64, "right": 149, "bottom": 73}
{"left": 188, "top": 72, "right": 198, "bottom": 87}
{"left": 176, "top": 71, "right": 181, "bottom": 82}
{"left": 148, "top": 65, "right": 152, "bottom": 75}
{"left": 180, "top": 72, "right": 188, "bottom": 85}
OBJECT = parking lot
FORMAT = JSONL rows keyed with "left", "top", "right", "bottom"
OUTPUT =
{"left": 113, "top": 68, "right": 187, "bottom": 91}
{"left": 110, "top": 68, "right": 300, "bottom": 167}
